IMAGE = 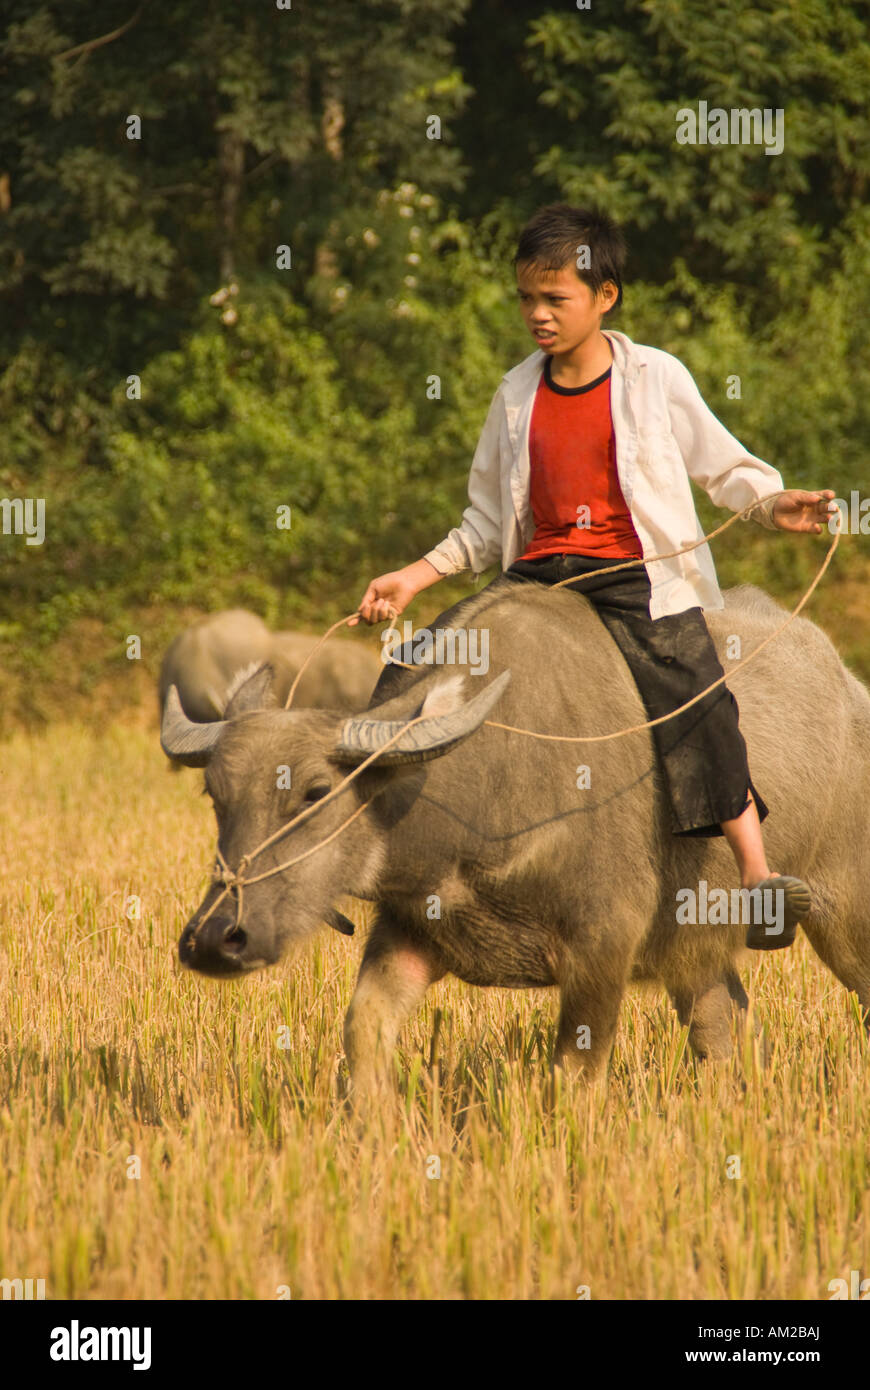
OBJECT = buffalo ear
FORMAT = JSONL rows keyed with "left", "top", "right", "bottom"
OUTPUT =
{"left": 223, "top": 661, "right": 279, "bottom": 717}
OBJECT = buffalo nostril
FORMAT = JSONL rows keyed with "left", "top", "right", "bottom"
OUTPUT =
{"left": 222, "top": 925, "right": 247, "bottom": 954}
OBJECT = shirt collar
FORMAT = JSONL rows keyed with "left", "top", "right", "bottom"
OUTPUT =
{"left": 501, "top": 329, "right": 641, "bottom": 407}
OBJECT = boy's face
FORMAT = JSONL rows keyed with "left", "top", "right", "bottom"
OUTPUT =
{"left": 515, "top": 261, "right": 618, "bottom": 354}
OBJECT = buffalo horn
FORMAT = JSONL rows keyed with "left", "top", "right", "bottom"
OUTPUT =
{"left": 160, "top": 685, "right": 227, "bottom": 766}
{"left": 333, "top": 669, "right": 511, "bottom": 766}
{"left": 325, "top": 908, "right": 356, "bottom": 936}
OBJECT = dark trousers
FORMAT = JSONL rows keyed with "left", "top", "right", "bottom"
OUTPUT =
{"left": 503, "top": 552, "right": 768, "bottom": 837}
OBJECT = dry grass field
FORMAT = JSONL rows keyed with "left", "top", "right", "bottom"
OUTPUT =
{"left": 0, "top": 719, "right": 868, "bottom": 1301}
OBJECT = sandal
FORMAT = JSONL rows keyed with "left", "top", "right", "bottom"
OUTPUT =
{"left": 744, "top": 875, "right": 812, "bottom": 951}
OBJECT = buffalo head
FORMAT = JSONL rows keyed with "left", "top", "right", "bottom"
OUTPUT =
{"left": 161, "top": 661, "right": 511, "bottom": 977}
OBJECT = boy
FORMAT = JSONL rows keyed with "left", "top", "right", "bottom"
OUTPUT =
{"left": 351, "top": 204, "right": 836, "bottom": 950}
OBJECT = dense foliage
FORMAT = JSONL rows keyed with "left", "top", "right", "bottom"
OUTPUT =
{"left": 1, "top": 0, "right": 868, "bottom": 647}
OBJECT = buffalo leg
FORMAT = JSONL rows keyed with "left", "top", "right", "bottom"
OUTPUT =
{"left": 801, "top": 917, "right": 870, "bottom": 1031}
{"left": 668, "top": 968, "right": 752, "bottom": 1060}
{"left": 554, "top": 958, "right": 630, "bottom": 1081}
{"left": 343, "top": 911, "right": 445, "bottom": 1101}
{"left": 723, "top": 966, "right": 766, "bottom": 1056}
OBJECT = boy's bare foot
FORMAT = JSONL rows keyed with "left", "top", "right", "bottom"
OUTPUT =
{"left": 744, "top": 873, "right": 812, "bottom": 951}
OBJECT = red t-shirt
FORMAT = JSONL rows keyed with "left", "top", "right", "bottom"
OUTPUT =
{"left": 516, "top": 359, "right": 643, "bottom": 561}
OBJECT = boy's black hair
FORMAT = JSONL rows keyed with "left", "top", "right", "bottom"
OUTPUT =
{"left": 513, "top": 203, "right": 626, "bottom": 310}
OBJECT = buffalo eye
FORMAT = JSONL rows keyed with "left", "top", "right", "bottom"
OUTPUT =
{"left": 303, "top": 781, "right": 331, "bottom": 803}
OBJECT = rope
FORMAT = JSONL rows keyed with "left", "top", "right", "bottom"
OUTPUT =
{"left": 192, "top": 489, "right": 841, "bottom": 939}
{"left": 487, "top": 496, "right": 842, "bottom": 743}
{"left": 376, "top": 490, "right": 842, "bottom": 742}
{"left": 284, "top": 614, "right": 354, "bottom": 711}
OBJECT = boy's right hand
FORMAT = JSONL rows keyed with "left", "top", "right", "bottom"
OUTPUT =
{"left": 349, "top": 570, "right": 417, "bottom": 626}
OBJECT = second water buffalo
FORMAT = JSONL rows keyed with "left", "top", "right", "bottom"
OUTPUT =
{"left": 159, "top": 608, "right": 382, "bottom": 721}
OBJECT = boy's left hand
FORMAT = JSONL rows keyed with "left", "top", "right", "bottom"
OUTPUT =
{"left": 772, "top": 489, "right": 839, "bottom": 533}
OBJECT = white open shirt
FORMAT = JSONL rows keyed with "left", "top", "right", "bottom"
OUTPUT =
{"left": 422, "top": 329, "right": 782, "bottom": 619}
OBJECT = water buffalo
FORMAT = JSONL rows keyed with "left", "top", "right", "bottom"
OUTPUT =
{"left": 159, "top": 610, "right": 274, "bottom": 722}
{"left": 161, "top": 579, "right": 870, "bottom": 1096}
{"left": 158, "top": 609, "right": 381, "bottom": 722}
{"left": 268, "top": 630, "right": 382, "bottom": 711}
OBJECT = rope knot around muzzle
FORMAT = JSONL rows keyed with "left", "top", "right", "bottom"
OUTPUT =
{"left": 212, "top": 852, "right": 250, "bottom": 891}
{"left": 205, "top": 851, "right": 252, "bottom": 937}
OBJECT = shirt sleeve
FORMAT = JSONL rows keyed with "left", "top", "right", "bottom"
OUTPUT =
{"left": 665, "top": 356, "right": 783, "bottom": 528}
{"left": 422, "top": 385, "right": 506, "bottom": 578}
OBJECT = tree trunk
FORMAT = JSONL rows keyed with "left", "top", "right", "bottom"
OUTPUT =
{"left": 314, "top": 68, "right": 344, "bottom": 279}
{"left": 218, "top": 127, "right": 245, "bottom": 282}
